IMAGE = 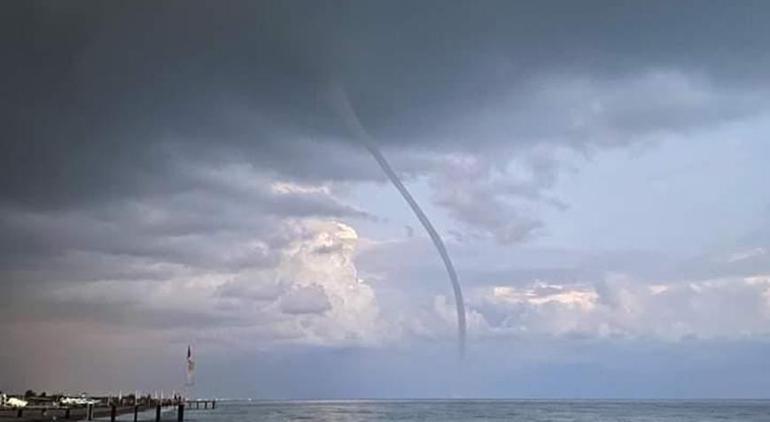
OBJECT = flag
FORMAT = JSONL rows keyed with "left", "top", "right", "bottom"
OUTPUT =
{"left": 186, "top": 345, "right": 195, "bottom": 386}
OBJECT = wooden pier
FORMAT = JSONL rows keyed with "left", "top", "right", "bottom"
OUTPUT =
{"left": 0, "top": 398, "right": 217, "bottom": 421}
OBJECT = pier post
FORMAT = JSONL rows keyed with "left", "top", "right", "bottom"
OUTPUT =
{"left": 133, "top": 405, "right": 139, "bottom": 422}
{"left": 212, "top": 400, "right": 216, "bottom": 409}
{"left": 155, "top": 403, "right": 161, "bottom": 421}
{"left": 196, "top": 401, "right": 199, "bottom": 409}
{"left": 87, "top": 403, "right": 94, "bottom": 420}
{"left": 177, "top": 403, "right": 184, "bottom": 421}
{"left": 110, "top": 403, "right": 117, "bottom": 421}
{"left": 65, "top": 407, "right": 70, "bottom": 419}
{"left": 204, "top": 401, "right": 208, "bottom": 409}
{"left": 16, "top": 408, "right": 22, "bottom": 418}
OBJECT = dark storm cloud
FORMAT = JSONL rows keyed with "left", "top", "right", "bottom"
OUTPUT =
{"left": 3, "top": 0, "right": 770, "bottom": 209}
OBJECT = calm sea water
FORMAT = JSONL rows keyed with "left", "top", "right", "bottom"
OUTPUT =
{"left": 172, "top": 400, "right": 770, "bottom": 421}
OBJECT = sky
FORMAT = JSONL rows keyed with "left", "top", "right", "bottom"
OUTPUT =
{"left": 1, "top": 0, "right": 770, "bottom": 399}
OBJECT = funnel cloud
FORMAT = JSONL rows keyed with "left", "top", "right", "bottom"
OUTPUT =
{"left": 329, "top": 84, "right": 467, "bottom": 358}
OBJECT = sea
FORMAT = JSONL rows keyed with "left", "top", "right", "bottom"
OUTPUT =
{"left": 160, "top": 399, "right": 770, "bottom": 421}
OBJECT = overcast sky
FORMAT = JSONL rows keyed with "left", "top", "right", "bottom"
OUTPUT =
{"left": 2, "top": 0, "right": 770, "bottom": 399}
